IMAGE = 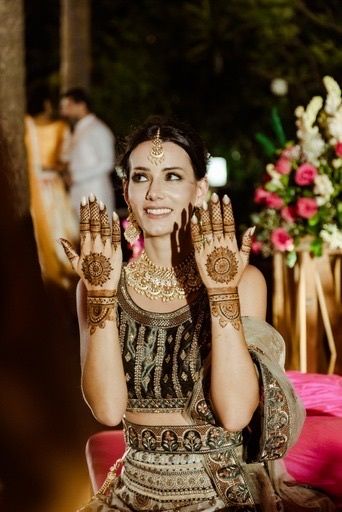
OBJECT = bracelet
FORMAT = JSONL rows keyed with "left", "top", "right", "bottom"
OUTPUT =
{"left": 207, "top": 287, "right": 241, "bottom": 330}
{"left": 87, "top": 290, "right": 117, "bottom": 334}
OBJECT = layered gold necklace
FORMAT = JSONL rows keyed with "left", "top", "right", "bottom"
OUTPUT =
{"left": 125, "top": 251, "right": 203, "bottom": 301}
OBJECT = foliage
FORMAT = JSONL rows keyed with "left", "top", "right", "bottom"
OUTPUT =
{"left": 251, "top": 76, "right": 342, "bottom": 266}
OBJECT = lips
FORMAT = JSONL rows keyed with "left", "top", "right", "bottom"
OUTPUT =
{"left": 145, "top": 208, "right": 173, "bottom": 215}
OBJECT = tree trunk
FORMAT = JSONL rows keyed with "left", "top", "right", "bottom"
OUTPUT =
{"left": 60, "top": 0, "right": 91, "bottom": 91}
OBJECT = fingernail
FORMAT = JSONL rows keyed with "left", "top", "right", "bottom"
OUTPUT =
{"left": 203, "top": 201, "right": 208, "bottom": 210}
{"left": 112, "top": 211, "right": 118, "bottom": 221}
{"left": 223, "top": 194, "right": 230, "bottom": 204}
{"left": 250, "top": 226, "right": 256, "bottom": 235}
{"left": 89, "top": 192, "right": 95, "bottom": 202}
{"left": 191, "top": 215, "right": 198, "bottom": 224}
{"left": 211, "top": 192, "right": 219, "bottom": 202}
{"left": 99, "top": 201, "right": 104, "bottom": 210}
{"left": 81, "top": 196, "right": 87, "bottom": 206}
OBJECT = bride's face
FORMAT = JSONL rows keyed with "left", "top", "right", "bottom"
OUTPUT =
{"left": 125, "top": 141, "right": 208, "bottom": 239}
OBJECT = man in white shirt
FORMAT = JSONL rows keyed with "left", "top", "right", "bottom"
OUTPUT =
{"left": 60, "top": 88, "right": 115, "bottom": 216}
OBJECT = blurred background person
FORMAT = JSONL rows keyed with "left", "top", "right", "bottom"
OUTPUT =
{"left": 60, "top": 88, "right": 115, "bottom": 216}
{"left": 25, "top": 85, "right": 78, "bottom": 288}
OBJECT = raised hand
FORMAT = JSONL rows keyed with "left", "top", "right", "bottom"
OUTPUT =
{"left": 191, "top": 193, "right": 254, "bottom": 329}
{"left": 60, "top": 194, "right": 123, "bottom": 333}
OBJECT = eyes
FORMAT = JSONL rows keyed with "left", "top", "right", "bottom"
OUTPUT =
{"left": 131, "top": 172, "right": 182, "bottom": 183}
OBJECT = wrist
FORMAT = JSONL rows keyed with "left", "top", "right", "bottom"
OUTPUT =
{"left": 207, "top": 287, "right": 241, "bottom": 330}
{"left": 87, "top": 290, "right": 117, "bottom": 334}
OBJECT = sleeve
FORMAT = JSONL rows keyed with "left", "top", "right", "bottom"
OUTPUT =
{"left": 241, "top": 317, "right": 306, "bottom": 463}
{"left": 72, "top": 125, "right": 115, "bottom": 183}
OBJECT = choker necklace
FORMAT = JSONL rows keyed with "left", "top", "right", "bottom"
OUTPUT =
{"left": 125, "top": 251, "right": 202, "bottom": 301}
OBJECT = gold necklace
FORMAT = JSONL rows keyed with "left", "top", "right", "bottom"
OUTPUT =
{"left": 125, "top": 251, "right": 203, "bottom": 301}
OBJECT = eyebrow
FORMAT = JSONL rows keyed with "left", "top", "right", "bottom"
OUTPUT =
{"left": 132, "top": 166, "right": 185, "bottom": 172}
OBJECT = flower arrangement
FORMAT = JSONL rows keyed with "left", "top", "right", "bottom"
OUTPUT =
{"left": 251, "top": 76, "right": 342, "bottom": 266}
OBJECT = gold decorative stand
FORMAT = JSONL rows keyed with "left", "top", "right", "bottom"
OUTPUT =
{"left": 273, "top": 249, "right": 341, "bottom": 374}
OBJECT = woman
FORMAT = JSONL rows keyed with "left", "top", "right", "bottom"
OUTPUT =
{"left": 26, "top": 88, "right": 78, "bottom": 287}
{"left": 61, "top": 118, "right": 334, "bottom": 511}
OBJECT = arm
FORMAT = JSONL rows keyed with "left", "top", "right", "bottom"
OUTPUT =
{"left": 191, "top": 194, "right": 261, "bottom": 431}
{"left": 61, "top": 195, "right": 127, "bottom": 426}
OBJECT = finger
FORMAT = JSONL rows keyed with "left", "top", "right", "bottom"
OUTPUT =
{"left": 59, "top": 238, "right": 79, "bottom": 271}
{"left": 222, "top": 195, "right": 235, "bottom": 242}
{"left": 209, "top": 192, "right": 223, "bottom": 239}
{"left": 99, "top": 201, "right": 111, "bottom": 243}
{"left": 89, "top": 193, "right": 101, "bottom": 241}
{"left": 80, "top": 196, "right": 90, "bottom": 244}
{"left": 200, "top": 201, "right": 212, "bottom": 245}
{"left": 240, "top": 227, "right": 255, "bottom": 266}
{"left": 111, "top": 211, "right": 121, "bottom": 250}
{"left": 191, "top": 215, "right": 203, "bottom": 253}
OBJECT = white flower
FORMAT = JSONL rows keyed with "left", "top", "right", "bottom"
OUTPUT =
{"left": 314, "top": 174, "right": 334, "bottom": 197}
{"left": 323, "top": 76, "right": 341, "bottom": 115}
{"left": 328, "top": 107, "right": 342, "bottom": 141}
{"left": 296, "top": 96, "right": 325, "bottom": 164}
{"left": 320, "top": 224, "right": 342, "bottom": 250}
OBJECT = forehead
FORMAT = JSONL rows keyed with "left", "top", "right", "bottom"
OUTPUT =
{"left": 130, "top": 140, "right": 192, "bottom": 169}
{"left": 60, "top": 97, "right": 75, "bottom": 108}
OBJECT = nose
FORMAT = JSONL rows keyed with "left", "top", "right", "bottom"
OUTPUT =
{"left": 145, "top": 179, "right": 164, "bottom": 200}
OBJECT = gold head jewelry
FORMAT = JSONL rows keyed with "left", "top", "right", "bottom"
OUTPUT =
{"left": 148, "top": 127, "right": 165, "bottom": 165}
{"left": 125, "top": 251, "right": 202, "bottom": 301}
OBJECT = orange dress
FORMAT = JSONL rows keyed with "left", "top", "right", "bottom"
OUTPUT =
{"left": 25, "top": 116, "right": 78, "bottom": 287}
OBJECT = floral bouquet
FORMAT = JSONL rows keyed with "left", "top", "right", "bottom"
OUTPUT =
{"left": 251, "top": 76, "right": 342, "bottom": 267}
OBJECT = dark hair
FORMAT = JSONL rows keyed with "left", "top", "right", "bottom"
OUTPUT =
{"left": 60, "top": 87, "right": 92, "bottom": 111}
{"left": 27, "top": 84, "right": 52, "bottom": 116}
{"left": 120, "top": 116, "right": 208, "bottom": 180}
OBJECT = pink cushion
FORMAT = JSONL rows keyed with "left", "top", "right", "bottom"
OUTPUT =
{"left": 284, "top": 416, "right": 342, "bottom": 499}
{"left": 286, "top": 371, "right": 342, "bottom": 417}
{"left": 86, "top": 430, "right": 125, "bottom": 493}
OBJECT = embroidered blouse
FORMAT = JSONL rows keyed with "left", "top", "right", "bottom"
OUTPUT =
{"left": 117, "top": 275, "right": 211, "bottom": 413}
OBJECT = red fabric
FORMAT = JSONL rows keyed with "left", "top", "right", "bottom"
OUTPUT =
{"left": 86, "top": 430, "right": 125, "bottom": 493}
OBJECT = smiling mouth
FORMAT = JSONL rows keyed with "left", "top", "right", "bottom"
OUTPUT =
{"left": 145, "top": 208, "right": 173, "bottom": 216}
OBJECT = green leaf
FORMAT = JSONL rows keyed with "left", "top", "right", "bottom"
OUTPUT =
{"left": 308, "top": 214, "right": 319, "bottom": 226}
{"left": 310, "top": 238, "right": 323, "bottom": 257}
{"left": 286, "top": 251, "right": 297, "bottom": 268}
{"left": 255, "top": 133, "right": 277, "bottom": 158}
{"left": 271, "top": 107, "right": 287, "bottom": 147}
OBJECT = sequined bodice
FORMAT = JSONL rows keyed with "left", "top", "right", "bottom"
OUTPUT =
{"left": 117, "top": 275, "right": 211, "bottom": 412}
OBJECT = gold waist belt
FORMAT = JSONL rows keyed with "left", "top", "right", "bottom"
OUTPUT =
{"left": 123, "top": 420, "right": 243, "bottom": 454}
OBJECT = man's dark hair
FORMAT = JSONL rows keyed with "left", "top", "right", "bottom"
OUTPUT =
{"left": 61, "top": 88, "right": 92, "bottom": 111}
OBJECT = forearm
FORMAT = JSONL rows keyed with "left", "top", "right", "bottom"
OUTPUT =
{"left": 82, "top": 318, "right": 128, "bottom": 426}
{"left": 208, "top": 289, "right": 259, "bottom": 431}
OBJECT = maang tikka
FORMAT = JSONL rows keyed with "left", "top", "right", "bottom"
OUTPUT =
{"left": 147, "top": 127, "right": 165, "bottom": 165}
{"left": 124, "top": 208, "right": 141, "bottom": 244}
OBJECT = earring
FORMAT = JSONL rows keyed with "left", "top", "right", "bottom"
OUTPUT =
{"left": 124, "top": 209, "right": 141, "bottom": 244}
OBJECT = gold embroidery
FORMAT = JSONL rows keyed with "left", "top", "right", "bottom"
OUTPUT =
{"left": 133, "top": 325, "right": 146, "bottom": 400}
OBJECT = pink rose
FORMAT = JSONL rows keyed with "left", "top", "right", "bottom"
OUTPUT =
{"left": 275, "top": 157, "right": 291, "bottom": 175}
{"left": 254, "top": 187, "right": 271, "bottom": 203}
{"left": 296, "top": 197, "right": 318, "bottom": 219}
{"left": 295, "top": 163, "right": 318, "bottom": 186}
{"left": 251, "top": 240, "right": 263, "bottom": 254}
{"left": 271, "top": 228, "right": 294, "bottom": 252}
{"left": 281, "top": 205, "right": 297, "bottom": 223}
{"left": 335, "top": 142, "right": 342, "bottom": 157}
{"left": 265, "top": 193, "right": 284, "bottom": 209}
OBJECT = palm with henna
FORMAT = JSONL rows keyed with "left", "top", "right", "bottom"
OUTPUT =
{"left": 191, "top": 193, "right": 254, "bottom": 329}
{"left": 60, "top": 193, "right": 122, "bottom": 293}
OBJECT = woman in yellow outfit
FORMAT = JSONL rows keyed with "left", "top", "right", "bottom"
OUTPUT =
{"left": 25, "top": 88, "right": 78, "bottom": 287}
